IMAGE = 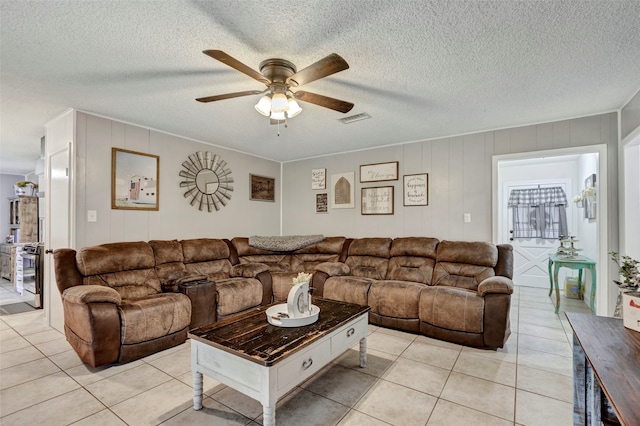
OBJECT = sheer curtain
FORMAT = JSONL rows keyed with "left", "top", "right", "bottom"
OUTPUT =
{"left": 508, "top": 187, "right": 568, "bottom": 239}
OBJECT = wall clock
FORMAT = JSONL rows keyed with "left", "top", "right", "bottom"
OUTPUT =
{"left": 179, "top": 151, "right": 233, "bottom": 211}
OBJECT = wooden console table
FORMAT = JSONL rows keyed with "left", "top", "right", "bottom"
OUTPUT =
{"left": 548, "top": 254, "right": 596, "bottom": 314}
{"left": 566, "top": 313, "right": 640, "bottom": 426}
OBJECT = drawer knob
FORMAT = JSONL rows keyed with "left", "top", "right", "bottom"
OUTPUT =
{"left": 302, "top": 358, "right": 313, "bottom": 370}
{"left": 347, "top": 327, "right": 355, "bottom": 337}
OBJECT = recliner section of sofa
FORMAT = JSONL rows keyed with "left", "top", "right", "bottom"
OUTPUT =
{"left": 53, "top": 242, "right": 192, "bottom": 367}
{"left": 314, "top": 237, "right": 513, "bottom": 349}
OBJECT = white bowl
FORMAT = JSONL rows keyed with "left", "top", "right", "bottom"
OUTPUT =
{"left": 266, "top": 303, "right": 320, "bottom": 327}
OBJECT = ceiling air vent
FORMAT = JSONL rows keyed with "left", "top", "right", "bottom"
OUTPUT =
{"left": 338, "top": 112, "right": 371, "bottom": 124}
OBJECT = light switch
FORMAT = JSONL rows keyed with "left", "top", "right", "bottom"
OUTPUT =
{"left": 464, "top": 213, "right": 471, "bottom": 223}
{"left": 87, "top": 210, "right": 97, "bottom": 222}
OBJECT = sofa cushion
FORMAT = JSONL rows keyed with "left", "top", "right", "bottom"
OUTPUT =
{"left": 344, "top": 238, "right": 392, "bottom": 280}
{"left": 215, "top": 278, "right": 263, "bottom": 317}
{"left": 419, "top": 286, "right": 484, "bottom": 333}
{"left": 149, "top": 240, "right": 187, "bottom": 285}
{"left": 390, "top": 237, "right": 439, "bottom": 258}
{"left": 77, "top": 242, "right": 161, "bottom": 298}
{"left": 436, "top": 241, "right": 498, "bottom": 267}
{"left": 290, "top": 236, "right": 347, "bottom": 272}
{"left": 119, "top": 293, "right": 191, "bottom": 344}
{"left": 432, "top": 241, "right": 498, "bottom": 291}
{"left": 181, "top": 238, "right": 232, "bottom": 280}
{"left": 348, "top": 238, "right": 392, "bottom": 257}
{"left": 323, "top": 276, "right": 372, "bottom": 306}
{"left": 270, "top": 272, "right": 299, "bottom": 302}
{"left": 432, "top": 262, "right": 495, "bottom": 291}
{"left": 369, "top": 280, "right": 427, "bottom": 319}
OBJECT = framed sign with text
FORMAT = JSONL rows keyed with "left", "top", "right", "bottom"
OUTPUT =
{"left": 361, "top": 186, "right": 394, "bottom": 215}
{"left": 359, "top": 161, "right": 399, "bottom": 182}
{"left": 403, "top": 173, "right": 428, "bottom": 206}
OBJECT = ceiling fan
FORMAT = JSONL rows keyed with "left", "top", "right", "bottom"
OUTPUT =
{"left": 196, "top": 50, "right": 354, "bottom": 123}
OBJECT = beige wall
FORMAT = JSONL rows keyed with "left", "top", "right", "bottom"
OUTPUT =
{"left": 73, "top": 112, "right": 282, "bottom": 248}
{"left": 282, "top": 113, "right": 618, "bottom": 243}
{"left": 621, "top": 89, "right": 640, "bottom": 140}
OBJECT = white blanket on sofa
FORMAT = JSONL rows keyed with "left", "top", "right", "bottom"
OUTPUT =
{"left": 248, "top": 234, "right": 325, "bottom": 251}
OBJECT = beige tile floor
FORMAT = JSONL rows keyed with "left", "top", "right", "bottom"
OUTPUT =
{"left": 0, "top": 284, "right": 592, "bottom": 426}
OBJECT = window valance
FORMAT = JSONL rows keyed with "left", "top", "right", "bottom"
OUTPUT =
{"left": 507, "top": 187, "right": 567, "bottom": 207}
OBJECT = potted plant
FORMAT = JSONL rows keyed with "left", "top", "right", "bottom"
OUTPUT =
{"left": 610, "top": 251, "right": 640, "bottom": 329}
{"left": 14, "top": 181, "right": 38, "bottom": 196}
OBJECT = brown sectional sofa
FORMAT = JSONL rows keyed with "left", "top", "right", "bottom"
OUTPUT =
{"left": 53, "top": 235, "right": 513, "bottom": 367}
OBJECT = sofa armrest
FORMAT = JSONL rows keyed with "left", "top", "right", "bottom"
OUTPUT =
{"left": 231, "top": 262, "right": 270, "bottom": 278}
{"left": 478, "top": 276, "right": 514, "bottom": 296}
{"left": 62, "top": 285, "right": 122, "bottom": 305}
{"left": 314, "top": 261, "right": 350, "bottom": 276}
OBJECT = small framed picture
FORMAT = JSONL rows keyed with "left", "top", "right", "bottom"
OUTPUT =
{"left": 312, "top": 168, "right": 326, "bottom": 189}
{"left": 249, "top": 174, "right": 275, "bottom": 202}
{"left": 359, "top": 161, "right": 399, "bottom": 182}
{"left": 316, "top": 193, "right": 328, "bottom": 213}
{"left": 361, "top": 186, "right": 394, "bottom": 215}
{"left": 111, "top": 148, "right": 159, "bottom": 211}
{"left": 403, "top": 173, "right": 428, "bottom": 206}
{"left": 331, "top": 172, "right": 355, "bottom": 209}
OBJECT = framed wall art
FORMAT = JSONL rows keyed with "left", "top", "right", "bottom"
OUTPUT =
{"left": 311, "top": 168, "right": 326, "bottom": 189}
{"left": 111, "top": 148, "right": 159, "bottom": 211}
{"left": 250, "top": 174, "right": 275, "bottom": 202}
{"left": 359, "top": 161, "right": 399, "bottom": 182}
{"left": 316, "top": 193, "right": 328, "bottom": 213}
{"left": 403, "top": 173, "right": 428, "bottom": 206}
{"left": 178, "top": 151, "right": 233, "bottom": 212}
{"left": 361, "top": 186, "right": 394, "bottom": 215}
{"left": 330, "top": 172, "right": 355, "bottom": 209}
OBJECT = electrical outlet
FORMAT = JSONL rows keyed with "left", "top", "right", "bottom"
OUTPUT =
{"left": 87, "top": 210, "right": 97, "bottom": 222}
{"left": 464, "top": 213, "right": 471, "bottom": 223}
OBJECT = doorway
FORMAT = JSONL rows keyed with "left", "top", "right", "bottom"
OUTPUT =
{"left": 503, "top": 178, "right": 572, "bottom": 289}
{"left": 492, "top": 145, "right": 609, "bottom": 315}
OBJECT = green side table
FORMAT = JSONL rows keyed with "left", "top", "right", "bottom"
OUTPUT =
{"left": 548, "top": 254, "right": 596, "bottom": 314}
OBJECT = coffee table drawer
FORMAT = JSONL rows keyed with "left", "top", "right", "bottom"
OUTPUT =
{"left": 331, "top": 316, "right": 368, "bottom": 355}
{"left": 276, "top": 342, "right": 331, "bottom": 392}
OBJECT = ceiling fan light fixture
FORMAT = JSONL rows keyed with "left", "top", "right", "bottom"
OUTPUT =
{"left": 270, "top": 110, "right": 286, "bottom": 120}
{"left": 254, "top": 95, "right": 272, "bottom": 116}
{"left": 270, "top": 92, "right": 288, "bottom": 112}
{"left": 286, "top": 97, "right": 302, "bottom": 118}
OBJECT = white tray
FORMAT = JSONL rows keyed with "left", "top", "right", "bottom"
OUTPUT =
{"left": 266, "top": 303, "right": 320, "bottom": 327}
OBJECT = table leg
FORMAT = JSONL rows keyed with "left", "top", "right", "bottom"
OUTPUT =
{"left": 553, "top": 265, "right": 561, "bottom": 314}
{"left": 589, "top": 266, "right": 596, "bottom": 313}
{"left": 548, "top": 258, "right": 554, "bottom": 296}
{"left": 359, "top": 337, "right": 367, "bottom": 368}
{"left": 193, "top": 371, "right": 203, "bottom": 410}
{"left": 578, "top": 269, "right": 584, "bottom": 298}
{"left": 263, "top": 404, "right": 275, "bottom": 426}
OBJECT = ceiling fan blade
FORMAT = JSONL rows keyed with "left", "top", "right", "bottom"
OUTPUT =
{"left": 287, "top": 53, "right": 349, "bottom": 87}
{"left": 203, "top": 50, "right": 270, "bottom": 85}
{"left": 196, "top": 90, "right": 263, "bottom": 103}
{"left": 293, "top": 91, "right": 354, "bottom": 113}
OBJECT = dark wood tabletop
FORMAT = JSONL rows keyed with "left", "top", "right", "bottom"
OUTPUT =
{"left": 565, "top": 312, "right": 640, "bottom": 425}
{"left": 189, "top": 298, "right": 370, "bottom": 366}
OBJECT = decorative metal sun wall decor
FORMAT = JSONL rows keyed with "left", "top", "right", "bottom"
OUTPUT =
{"left": 179, "top": 151, "right": 233, "bottom": 211}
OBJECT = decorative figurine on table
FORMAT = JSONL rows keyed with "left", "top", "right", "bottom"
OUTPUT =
{"left": 557, "top": 235, "right": 581, "bottom": 258}
{"left": 288, "top": 272, "right": 313, "bottom": 318}
{"left": 266, "top": 272, "right": 320, "bottom": 327}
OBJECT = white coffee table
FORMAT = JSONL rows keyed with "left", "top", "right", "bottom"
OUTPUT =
{"left": 188, "top": 298, "right": 369, "bottom": 426}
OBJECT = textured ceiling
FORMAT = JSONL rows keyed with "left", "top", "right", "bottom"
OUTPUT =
{"left": 1, "top": 0, "right": 640, "bottom": 174}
